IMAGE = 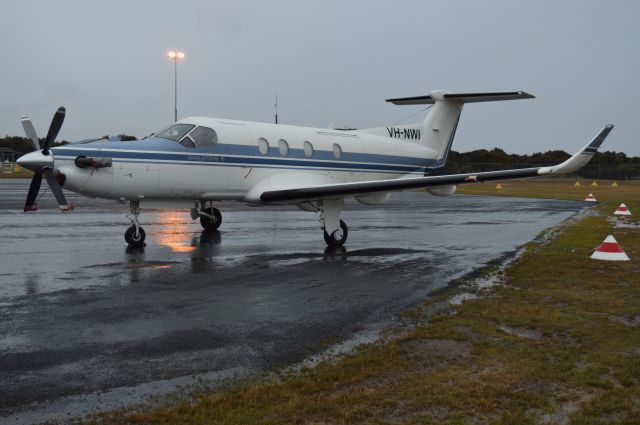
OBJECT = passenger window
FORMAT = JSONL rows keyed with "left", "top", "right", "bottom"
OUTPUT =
{"left": 258, "top": 138, "right": 269, "bottom": 155}
{"left": 303, "top": 141, "right": 314, "bottom": 158}
{"left": 278, "top": 139, "right": 289, "bottom": 157}
{"left": 332, "top": 143, "right": 342, "bottom": 160}
{"left": 189, "top": 126, "right": 218, "bottom": 147}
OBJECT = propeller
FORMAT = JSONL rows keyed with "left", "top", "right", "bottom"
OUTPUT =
{"left": 43, "top": 107, "right": 66, "bottom": 155}
{"left": 17, "top": 107, "right": 73, "bottom": 212}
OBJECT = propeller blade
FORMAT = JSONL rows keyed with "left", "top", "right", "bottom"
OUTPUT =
{"left": 44, "top": 169, "right": 73, "bottom": 211}
{"left": 24, "top": 172, "right": 43, "bottom": 212}
{"left": 20, "top": 116, "right": 40, "bottom": 151}
{"left": 43, "top": 106, "right": 66, "bottom": 154}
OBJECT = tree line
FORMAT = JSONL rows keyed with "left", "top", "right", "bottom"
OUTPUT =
{"left": 0, "top": 135, "right": 137, "bottom": 154}
{"left": 442, "top": 148, "right": 639, "bottom": 180}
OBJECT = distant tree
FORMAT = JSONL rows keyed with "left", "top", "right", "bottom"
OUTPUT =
{"left": 442, "top": 148, "right": 639, "bottom": 179}
{"left": 0, "top": 136, "right": 35, "bottom": 153}
{"left": 117, "top": 134, "right": 138, "bottom": 141}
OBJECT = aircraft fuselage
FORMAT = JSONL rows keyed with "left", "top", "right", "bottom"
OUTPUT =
{"left": 51, "top": 117, "right": 438, "bottom": 207}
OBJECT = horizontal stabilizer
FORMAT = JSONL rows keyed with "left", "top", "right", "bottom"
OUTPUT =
{"left": 386, "top": 91, "right": 534, "bottom": 105}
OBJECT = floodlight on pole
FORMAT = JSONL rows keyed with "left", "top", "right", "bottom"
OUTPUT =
{"left": 167, "top": 50, "right": 185, "bottom": 122}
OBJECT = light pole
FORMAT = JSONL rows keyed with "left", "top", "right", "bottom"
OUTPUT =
{"left": 167, "top": 50, "right": 185, "bottom": 122}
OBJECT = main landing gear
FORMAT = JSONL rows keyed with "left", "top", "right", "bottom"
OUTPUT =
{"left": 324, "top": 220, "right": 348, "bottom": 247}
{"left": 191, "top": 201, "right": 222, "bottom": 231}
{"left": 125, "top": 201, "right": 146, "bottom": 247}
{"left": 320, "top": 199, "right": 348, "bottom": 247}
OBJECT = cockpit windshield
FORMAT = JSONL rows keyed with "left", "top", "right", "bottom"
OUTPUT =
{"left": 156, "top": 124, "right": 195, "bottom": 141}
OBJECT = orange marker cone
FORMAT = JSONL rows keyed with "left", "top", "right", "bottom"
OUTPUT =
{"left": 590, "top": 235, "right": 630, "bottom": 261}
{"left": 613, "top": 203, "right": 631, "bottom": 216}
{"left": 584, "top": 193, "right": 597, "bottom": 202}
{"left": 574, "top": 181, "right": 581, "bottom": 187}
{"left": 496, "top": 184, "right": 503, "bottom": 189}
{"left": 591, "top": 181, "right": 598, "bottom": 187}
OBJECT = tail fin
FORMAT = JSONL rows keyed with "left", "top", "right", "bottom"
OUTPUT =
{"left": 386, "top": 91, "right": 534, "bottom": 165}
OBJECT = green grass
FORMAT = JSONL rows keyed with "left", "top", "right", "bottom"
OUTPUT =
{"left": 87, "top": 180, "right": 640, "bottom": 424}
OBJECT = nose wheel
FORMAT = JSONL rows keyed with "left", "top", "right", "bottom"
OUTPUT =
{"left": 125, "top": 201, "right": 146, "bottom": 247}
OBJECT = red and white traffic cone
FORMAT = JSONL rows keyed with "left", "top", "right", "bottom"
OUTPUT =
{"left": 613, "top": 203, "right": 632, "bottom": 216}
{"left": 590, "top": 235, "right": 630, "bottom": 261}
{"left": 585, "top": 193, "right": 597, "bottom": 202}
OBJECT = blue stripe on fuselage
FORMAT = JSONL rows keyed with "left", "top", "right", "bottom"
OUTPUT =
{"left": 52, "top": 137, "right": 440, "bottom": 173}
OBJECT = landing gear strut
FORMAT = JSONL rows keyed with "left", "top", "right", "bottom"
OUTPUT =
{"left": 125, "top": 201, "right": 146, "bottom": 247}
{"left": 192, "top": 201, "right": 222, "bottom": 231}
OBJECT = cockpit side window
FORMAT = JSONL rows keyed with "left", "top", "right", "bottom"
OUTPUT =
{"left": 188, "top": 126, "right": 218, "bottom": 147}
{"left": 180, "top": 136, "right": 196, "bottom": 148}
{"left": 156, "top": 124, "right": 195, "bottom": 141}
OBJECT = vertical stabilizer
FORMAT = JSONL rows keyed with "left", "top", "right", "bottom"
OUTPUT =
{"left": 420, "top": 91, "right": 463, "bottom": 164}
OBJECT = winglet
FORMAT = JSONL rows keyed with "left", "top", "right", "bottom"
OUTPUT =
{"left": 538, "top": 125, "right": 614, "bottom": 175}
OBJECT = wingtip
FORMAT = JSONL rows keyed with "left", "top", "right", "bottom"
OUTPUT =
{"left": 517, "top": 91, "right": 536, "bottom": 99}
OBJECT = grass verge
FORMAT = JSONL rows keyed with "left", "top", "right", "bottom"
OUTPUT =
{"left": 89, "top": 179, "right": 640, "bottom": 424}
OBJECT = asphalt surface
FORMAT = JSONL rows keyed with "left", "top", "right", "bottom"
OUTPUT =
{"left": 0, "top": 179, "right": 583, "bottom": 424}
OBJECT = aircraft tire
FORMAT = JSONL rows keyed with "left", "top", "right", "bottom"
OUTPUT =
{"left": 200, "top": 207, "right": 222, "bottom": 230}
{"left": 323, "top": 220, "right": 348, "bottom": 247}
{"left": 125, "top": 225, "right": 146, "bottom": 247}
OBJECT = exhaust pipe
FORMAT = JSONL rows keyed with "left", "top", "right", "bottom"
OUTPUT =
{"left": 75, "top": 156, "right": 112, "bottom": 169}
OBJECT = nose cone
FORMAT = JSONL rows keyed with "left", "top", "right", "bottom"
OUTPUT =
{"left": 17, "top": 150, "right": 54, "bottom": 172}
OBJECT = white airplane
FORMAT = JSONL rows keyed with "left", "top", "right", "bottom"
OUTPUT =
{"left": 17, "top": 90, "right": 613, "bottom": 247}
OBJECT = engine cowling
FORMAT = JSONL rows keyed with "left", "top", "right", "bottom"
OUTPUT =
{"left": 427, "top": 185, "right": 457, "bottom": 196}
{"left": 355, "top": 193, "right": 391, "bottom": 205}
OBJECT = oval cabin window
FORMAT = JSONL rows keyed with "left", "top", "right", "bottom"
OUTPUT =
{"left": 258, "top": 138, "right": 269, "bottom": 155}
{"left": 303, "top": 141, "right": 314, "bottom": 157}
{"left": 332, "top": 143, "right": 343, "bottom": 160}
{"left": 278, "top": 139, "right": 289, "bottom": 157}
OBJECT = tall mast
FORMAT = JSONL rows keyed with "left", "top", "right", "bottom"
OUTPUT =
{"left": 274, "top": 91, "right": 278, "bottom": 124}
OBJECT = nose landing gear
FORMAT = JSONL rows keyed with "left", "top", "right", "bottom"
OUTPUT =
{"left": 125, "top": 201, "right": 146, "bottom": 247}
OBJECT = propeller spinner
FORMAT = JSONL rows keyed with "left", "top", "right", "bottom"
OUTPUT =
{"left": 17, "top": 107, "right": 73, "bottom": 212}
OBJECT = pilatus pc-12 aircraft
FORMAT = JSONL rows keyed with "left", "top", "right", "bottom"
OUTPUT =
{"left": 17, "top": 90, "right": 613, "bottom": 247}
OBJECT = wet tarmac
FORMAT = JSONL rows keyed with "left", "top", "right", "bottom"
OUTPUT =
{"left": 0, "top": 179, "right": 583, "bottom": 424}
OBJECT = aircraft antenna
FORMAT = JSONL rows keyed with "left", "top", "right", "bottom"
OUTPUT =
{"left": 274, "top": 91, "right": 278, "bottom": 124}
{"left": 392, "top": 105, "right": 432, "bottom": 125}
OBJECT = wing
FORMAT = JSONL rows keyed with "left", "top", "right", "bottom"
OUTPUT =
{"left": 259, "top": 125, "right": 613, "bottom": 203}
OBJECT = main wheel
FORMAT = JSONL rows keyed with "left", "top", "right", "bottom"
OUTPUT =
{"left": 323, "top": 220, "right": 348, "bottom": 247}
{"left": 200, "top": 207, "right": 222, "bottom": 230}
{"left": 125, "top": 225, "right": 146, "bottom": 247}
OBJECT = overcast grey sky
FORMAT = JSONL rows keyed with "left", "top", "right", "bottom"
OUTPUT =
{"left": 1, "top": 0, "right": 638, "bottom": 155}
